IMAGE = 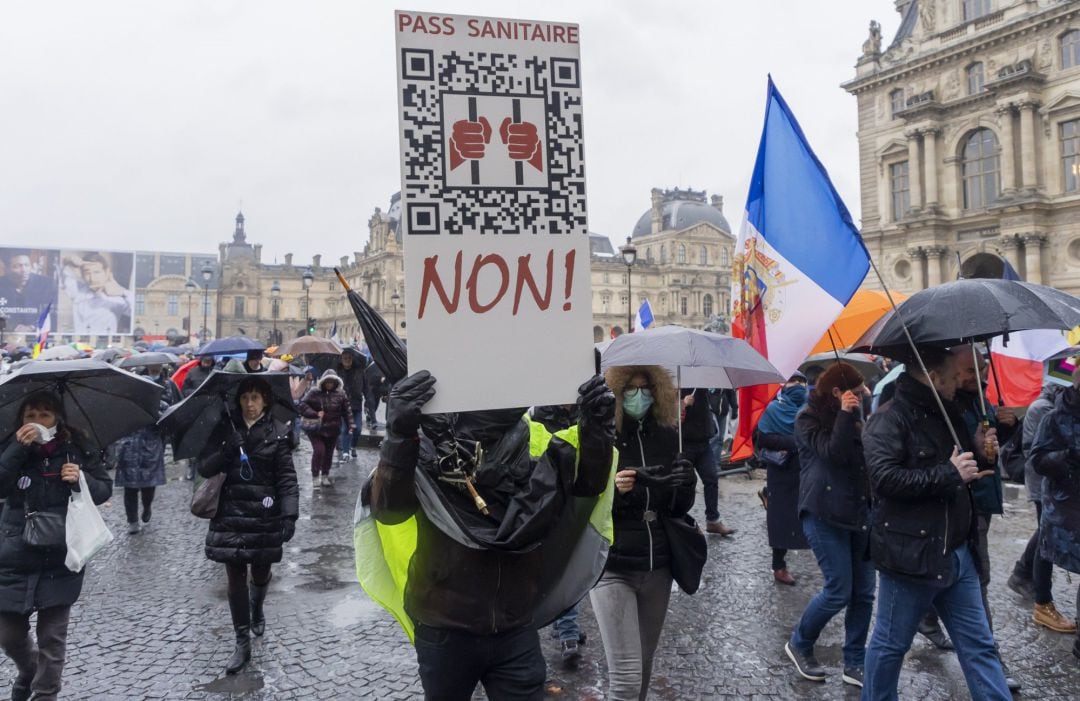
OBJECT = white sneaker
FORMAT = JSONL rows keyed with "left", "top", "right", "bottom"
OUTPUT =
{"left": 322, "top": 475, "right": 334, "bottom": 487}
{"left": 312, "top": 478, "right": 321, "bottom": 491}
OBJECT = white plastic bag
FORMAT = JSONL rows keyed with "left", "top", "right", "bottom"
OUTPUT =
{"left": 64, "top": 471, "right": 114, "bottom": 573}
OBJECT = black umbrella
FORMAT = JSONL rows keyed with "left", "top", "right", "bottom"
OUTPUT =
{"left": 850, "top": 279, "right": 1080, "bottom": 358}
{"left": 157, "top": 370, "right": 296, "bottom": 459}
{"left": 0, "top": 359, "right": 164, "bottom": 450}
{"left": 119, "top": 351, "right": 180, "bottom": 368}
{"left": 195, "top": 336, "right": 265, "bottom": 357}
{"left": 334, "top": 268, "right": 407, "bottom": 384}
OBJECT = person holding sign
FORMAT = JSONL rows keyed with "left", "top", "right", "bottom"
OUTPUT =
{"left": 367, "top": 371, "right": 615, "bottom": 700}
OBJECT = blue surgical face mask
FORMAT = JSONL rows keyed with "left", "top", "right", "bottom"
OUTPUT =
{"left": 622, "top": 387, "right": 654, "bottom": 420}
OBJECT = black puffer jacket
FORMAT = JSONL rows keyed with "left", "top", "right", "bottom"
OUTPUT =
{"left": 607, "top": 414, "right": 695, "bottom": 572}
{"left": 796, "top": 406, "right": 869, "bottom": 531}
{"left": 298, "top": 372, "right": 355, "bottom": 438}
{"left": 199, "top": 413, "right": 299, "bottom": 565}
{"left": 0, "top": 437, "right": 112, "bottom": 614}
{"left": 863, "top": 373, "right": 981, "bottom": 581}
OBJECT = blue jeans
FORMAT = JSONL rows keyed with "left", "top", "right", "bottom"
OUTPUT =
{"left": 862, "top": 546, "right": 1010, "bottom": 701}
{"left": 552, "top": 602, "right": 581, "bottom": 643}
{"left": 682, "top": 441, "right": 718, "bottom": 522}
{"left": 336, "top": 408, "right": 363, "bottom": 455}
{"left": 789, "top": 514, "right": 875, "bottom": 667}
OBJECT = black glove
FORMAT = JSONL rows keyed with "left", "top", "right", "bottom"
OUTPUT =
{"left": 632, "top": 464, "right": 671, "bottom": 489}
{"left": 385, "top": 371, "right": 437, "bottom": 437}
{"left": 282, "top": 519, "right": 296, "bottom": 543}
{"left": 578, "top": 375, "right": 614, "bottom": 422}
{"left": 670, "top": 457, "right": 696, "bottom": 488}
{"left": 225, "top": 430, "right": 243, "bottom": 453}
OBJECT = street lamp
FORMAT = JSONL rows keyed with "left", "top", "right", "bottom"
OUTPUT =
{"left": 270, "top": 280, "right": 281, "bottom": 345}
{"left": 619, "top": 236, "right": 638, "bottom": 332}
{"left": 302, "top": 268, "right": 314, "bottom": 335}
{"left": 184, "top": 279, "right": 196, "bottom": 339}
{"left": 200, "top": 262, "right": 214, "bottom": 343}
{"left": 391, "top": 291, "right": 401, "bottom": 336}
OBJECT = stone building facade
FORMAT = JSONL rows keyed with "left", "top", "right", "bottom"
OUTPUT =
{"left": 844, "top": 0, "right": 1080, "bottom": 293}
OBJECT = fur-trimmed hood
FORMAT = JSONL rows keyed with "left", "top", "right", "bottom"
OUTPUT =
{"left": 604, "top": 365, "right": 678, "bottom": 432}
{"left": 318, "top": 368, "right": 343, "bottom": 391}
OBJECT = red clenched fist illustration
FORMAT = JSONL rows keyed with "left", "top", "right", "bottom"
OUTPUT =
{"left": 499, "top": 117, "right": 543, "bottom": 172}
{"left": 449, "top": 117, "right": 492, "bottom": 171}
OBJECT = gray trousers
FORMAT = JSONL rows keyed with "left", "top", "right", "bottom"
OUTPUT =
{"left": 0, "top": 605, "right": 72, "bottom": 701}
{"left": 590, "top": 567, "right": 672, "bottom": 701}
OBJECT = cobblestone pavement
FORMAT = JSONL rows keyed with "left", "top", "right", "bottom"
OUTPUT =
{"left": 3, "top": 442, "right": 1080, "bottom": 699}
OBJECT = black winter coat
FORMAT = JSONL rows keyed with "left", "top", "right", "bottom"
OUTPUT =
{"left": 337, "top": 364, "right": 367, "bottom": 409}
{"left": 680, "top": 389, "right": 716, "bottom": 445}
{"left": 1029, "top": 386, "right": 1080, "bottom": 574}
{"left": 0, "top": 437, "right": 112, "bottom": 614}
{"left": 181, "top": 363, "right": 214, "bottom": 398}
{"left": 199, "top": 414, "right": 299, "bottom": 565}
{"left": 298, "top": 387, "right": 354, "bottom": 438}
{"left": 607, "top": 414, "right": 695, "bottom": 572}
{"left": 757, "top": 430, "right": 808, "bottom": 550}
{"left": 863, "top": 373, "right": 981, "bottom": 582}
{"left": 796, "top": 407, "right": 870, "bottom": 532}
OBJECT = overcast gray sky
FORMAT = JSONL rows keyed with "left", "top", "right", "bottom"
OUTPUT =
{"left": 1, "top": 1, "right": 901, "bottom": 262}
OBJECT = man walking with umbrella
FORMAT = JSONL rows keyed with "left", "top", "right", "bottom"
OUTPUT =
{"left": 861, "top": 346, "right": 1010, "bottom": 699}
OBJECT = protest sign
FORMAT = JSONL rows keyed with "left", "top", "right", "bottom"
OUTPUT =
{"left": 395, "top": 11, "right": 593, "bottom": 413}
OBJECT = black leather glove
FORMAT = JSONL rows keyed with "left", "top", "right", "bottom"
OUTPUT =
{"left": 225, "top": 430, "right": 243, "bottom": 453}
{"left": 578, "top": 375, "right": 615, "bottom": 425}
{"left": 385, "top": 371, "right": 437, "bottom": 437}
{"left": 670, "top": 457, "right": 696, "bottom": 488}
{"left": 632, "top": 464, "right": 671, "bottom": 489}
{"left": 282, "top": 519, "right": 296, "bottom": 542}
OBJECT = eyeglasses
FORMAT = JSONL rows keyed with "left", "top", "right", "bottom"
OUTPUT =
{"left": 623, "top": 387, "right": 653, "bottom": 399}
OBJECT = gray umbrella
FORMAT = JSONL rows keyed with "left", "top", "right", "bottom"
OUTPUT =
{"left": 0, "top": 359, "right": 164, "bottom": 449}
{"left": 600, "top": 325, "right": 784, "bottom": 450}
{"left": 119, "top": 351, "right": 180, "bottom": 368}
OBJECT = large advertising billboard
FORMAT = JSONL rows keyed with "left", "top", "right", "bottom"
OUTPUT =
{"left": 0, "top": 248, "right": 59, "bottom": 333}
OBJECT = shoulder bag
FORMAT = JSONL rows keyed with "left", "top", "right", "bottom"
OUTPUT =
{"left": 662, "top": 513, "right": 707, "bottom": 594}
{"left": 23, "top": 510, "right": 66, "bottom": 549}
{"left": 191, "top": 472, "right": 226, "bottom": 519}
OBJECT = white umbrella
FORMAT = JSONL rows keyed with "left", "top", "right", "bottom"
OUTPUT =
{"left": 600, "top": 325, "right": 784, "bottom": 450}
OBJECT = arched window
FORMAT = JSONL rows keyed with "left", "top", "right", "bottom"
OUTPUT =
{"left": 703, "top": 294, "right": 714, "bottom": 318}
{"left": 962, "top": 129, "right": 1000, "bottom": 210}
{"left": 1063, "top": 30, "right": 1080, "bottom": 69}
{"left": 677, "top": 244, "right": 686, "bottom": 264}
{"left": 889, "top": 88, "right": 905, "bottom": 117}
{"left": 720, "top": 247, "right": 730, "bottom": 267}
{"left": 699, "top": 246, "right": 708, "bottom": 265}
{"left": 966, "top": 63, "right": 985, "bottom": 95}
{"left": 660, "top": 244, "right": 667, "bottom": 263}
{"left": 593, "top": 325, "right": 604, "bottom": 343}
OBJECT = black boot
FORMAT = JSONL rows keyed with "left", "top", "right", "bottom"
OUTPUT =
{"left": 225, "top": 626, "right": 251, "bottom": 675}
{"left": 250, "top": 580, "right": 270, "bottom": 637}
{"left": 225, "top": 583, "right": 252, "bottom": 675}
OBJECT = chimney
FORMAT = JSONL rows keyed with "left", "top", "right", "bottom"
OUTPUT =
{"left": 254, "top": 244, "right": 262, "bottom": 263}
{"left": 312, "top": 254, "right": 322, "bottom": 271}
{"left": 354, "top": 251, "right": 363, "bottom": 265}
{"left": 340, "top": 255, "right": 349, "bottom": 269}
{"left": 218, "top": 243, "right": 227, "bottom": 260}
{"left": 284, "top": 253, "right": 293, "bottom": 267}
{"left": 650, "top": 188, "right": 664, "bottom": 234}
{"left": 710, "top": 195, "right": 724, "bottom": 213}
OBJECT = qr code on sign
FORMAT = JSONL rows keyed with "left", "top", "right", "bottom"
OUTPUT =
{"left": 399, "top": 48, "right": 587, "bottom": 237}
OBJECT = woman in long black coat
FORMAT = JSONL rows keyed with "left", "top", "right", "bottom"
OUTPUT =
{"left": 0, "top": 392, "right": 112, "bottom": 701}
{"left": 755, "top": 373, "right": 809, "bottom": 585}
{"left": 198, "top": 376, "right": 299, "bottom": 675}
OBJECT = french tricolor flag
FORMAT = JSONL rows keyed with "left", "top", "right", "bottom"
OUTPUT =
{"left": 986, "top": 329, "right": 1068, "bottom": 406}
{"left": 730, "top": 78, "right": 870, "bottom": 460}
{"left": 633, "top": 299, "right": 653, "bottom": 333}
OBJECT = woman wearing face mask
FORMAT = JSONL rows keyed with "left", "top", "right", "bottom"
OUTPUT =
{"left": 755, "top": 372, "right": 810, "bottom": 585}
{"left": 0, "top": 392, "right": 112, "bottom": 701}
{"left": 784, "top": 363, "right": 875, "bottom": 687}
{"left": 199, "top": 377, "right": 299, "bottom": 675}
{"left": 592, "top": 365, "right": 696, "bottom": 701}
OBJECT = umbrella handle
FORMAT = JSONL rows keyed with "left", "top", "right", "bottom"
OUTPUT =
{"left": 333, "top": 268, "right": 353, "bottom": 293}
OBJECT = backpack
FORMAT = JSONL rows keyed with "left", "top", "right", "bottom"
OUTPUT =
{"left": 998, "top": 417, "right": 1026, "bottom": 484}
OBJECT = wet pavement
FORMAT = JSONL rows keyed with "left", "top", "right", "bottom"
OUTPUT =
{"left": 3, "top": 442, "right": 1080, "bottom": 699}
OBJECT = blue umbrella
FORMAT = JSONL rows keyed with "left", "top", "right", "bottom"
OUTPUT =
{"left": 195, "top": 336, "right": 265, "bottom": 357}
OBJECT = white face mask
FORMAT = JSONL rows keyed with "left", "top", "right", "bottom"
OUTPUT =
{"left": 27, "top": 423, "right": 57, "bottom": 444}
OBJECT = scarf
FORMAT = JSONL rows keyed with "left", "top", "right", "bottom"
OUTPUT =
{"left": 757, "top": 384, "right": 807, "bottom": 436}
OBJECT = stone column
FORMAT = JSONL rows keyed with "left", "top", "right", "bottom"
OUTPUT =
{"left": 997, "top": 104, "right": 1017, "bottom": 194}
{"left": 922, "top": 127, "right": 941, "bottom": 209}
{"left": 998, "top": 234, "right": 1022, "bottom": 272}
{"left": 925, "top": 245, "right": 948, "bottom": 287}
{"left": 1022, "top": 234, "right": 1046, "bottom": 284}
{"left": 906, "top": 130, "right": 923, "bottom": 211}
{"left": 1020, "top": 101, "right": 1040, "bottom": 191}
{"left": 907, "top": 246, "right": 929, "bottom": 289}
